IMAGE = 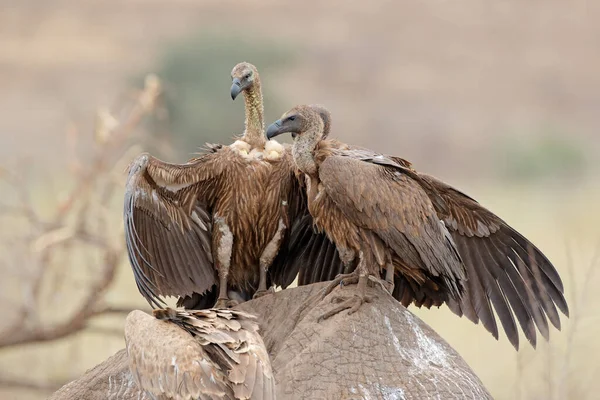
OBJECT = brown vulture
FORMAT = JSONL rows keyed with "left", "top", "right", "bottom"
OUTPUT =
{"left": 266, "top": 104, "right": 568, "bottom": 350}
{"left": 125, "top": 308, "right": 274, "bottom": 400}
{"left": 124, "top": 63, "right": 340, "bottom": 309}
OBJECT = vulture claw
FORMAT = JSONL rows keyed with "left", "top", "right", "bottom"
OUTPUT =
{"left": 252, "top": 286, "right": 275, "bottom": 300}
{"left": 320, "top": 272, "right": 360, "bottom": 300}
{"left": 318, "top": 293, "right": 373, "bottom": 321}
{"left": 317, "top": 274, "right": 372, "bottom": 322}
{"left": 214, "top": 298, "right": 240, "bottom": 309}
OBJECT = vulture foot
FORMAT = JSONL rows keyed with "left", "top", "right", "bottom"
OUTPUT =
{"left": 320, "top": 272, "right": 360, "bottom": 300}
{"left": 252, "top": 286, "right": 275, "bottom": 300}
{"left": 318, "top": 293, "right": 373, "bottom": 321}
{"left": 214, "top": 298, "right": 240, "bottom": 309}
{"left": 318, "top": 274, "right": 373, "bottom": 321}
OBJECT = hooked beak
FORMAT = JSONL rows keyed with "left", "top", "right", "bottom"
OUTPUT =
{"left": 266, "top": 120, "right": 283, "bottom": 140}
{"left": 230, "top": 78, "right": 242, "bottom": 100}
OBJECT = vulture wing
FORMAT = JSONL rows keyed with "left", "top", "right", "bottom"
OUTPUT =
{"left": 415, "top": 173, "right": 568, "bottom": 349}
{"left": 355, "top": 150, "right": 568, "bottom": 348}
{"left": 125, "top": 308, "right": 275, "bottom": 400}
{"left": 318, "top": 154, "right": 466, "bottom": 298}
{"left": 268, "top": 149, "right": 346, "bottom": 289}
{"left": 124, "top": 149, "right": 226, "bottom": 308}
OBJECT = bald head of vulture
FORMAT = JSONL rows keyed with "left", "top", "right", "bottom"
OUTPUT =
{"left": 230, "top": 62, "right": 265, "bottom": 149}
{"left": 267, "top": 104, "right": 332, "bottom": 140}
{"left": 267, "top": 104, "right": 568, "bottom": 350}
{"left": 267, "top": 105, "right": 327, "bottom": 176}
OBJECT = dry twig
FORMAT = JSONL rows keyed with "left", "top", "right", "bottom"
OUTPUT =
{"left": 0, "top": 75, "right": 163, "bottom": 349}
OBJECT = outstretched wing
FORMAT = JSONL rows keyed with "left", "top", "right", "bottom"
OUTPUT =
{"left": 416, "top": 173, "right": 568, "bottom": 349}
{"left": 125, "top": 308, "right": 275, "bottom": 400}
{"left": 124, "top": 149, "right": 225, "bottom": 308}
{"left": 318, "top": 154, "right": 466, "bottom": 298}
{"left": 268, "top": 148, "right": 345, "bottom": 289}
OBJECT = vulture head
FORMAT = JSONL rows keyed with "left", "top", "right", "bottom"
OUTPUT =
{"left": 230, "top": 62, "right": 258, "bottom": 100}
{"left": 267, "top": 105, "right": 327, "bottom": 175}
{"left": 266, "top": 105, "right": 326, "bottom": 141}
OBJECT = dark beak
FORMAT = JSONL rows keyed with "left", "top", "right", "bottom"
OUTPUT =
{"left": 266, "top": 120, "right": 283, "bottom": 140}
{"left": 230, "top": 78, "right": 242, "bottom": 100}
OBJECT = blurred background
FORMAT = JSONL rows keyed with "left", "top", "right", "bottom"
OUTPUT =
{"left": 0, "top": 0, "right": 598, "bottom": 399}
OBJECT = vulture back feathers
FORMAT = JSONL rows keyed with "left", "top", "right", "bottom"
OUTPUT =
{"left": 125, "top": 308, "right": 275, "bottom": 400}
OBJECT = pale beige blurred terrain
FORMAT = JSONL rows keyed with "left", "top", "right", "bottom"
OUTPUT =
{"left": 0, "top": 0, "right": 599, "bottom": 399}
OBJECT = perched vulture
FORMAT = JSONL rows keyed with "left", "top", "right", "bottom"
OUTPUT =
{"left": 266, "top": 105, "right": 569, "bottom": 350}
{"left": 125, "top": 308, "right": 275, "bottom": 400}
{"left": 124, "top": 62, "right": 339, "bottom": 309}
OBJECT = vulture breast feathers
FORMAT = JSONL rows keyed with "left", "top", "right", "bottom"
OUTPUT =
{"left": 267, "top": 104, "right": 568, "bottom": 350}
{"left": 125, "top": 308, "right": 275, "bottom": 400}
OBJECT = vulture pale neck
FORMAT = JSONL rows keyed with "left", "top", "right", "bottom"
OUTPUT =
{"left": 241, "top": 77, "right": 266, "bottom": 149}
{"left": 309, "top": 105, "right": 332, "bottom": 139}
{"left": 292, "top": 118, "right": 325, "bottom": 176}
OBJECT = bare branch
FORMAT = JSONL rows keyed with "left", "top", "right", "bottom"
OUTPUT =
{"left": 0, "top": 74, "right": 164, "bottom": 351}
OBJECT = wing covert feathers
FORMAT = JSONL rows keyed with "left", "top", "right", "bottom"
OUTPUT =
{"left": 124, "top": 152, "right": 221, "bottom": 308}
{"left": 318, "top": 154, "right": 466, "bottom": 298}
{"left": 125, "top": 308, "right": 275, "bottom": 400}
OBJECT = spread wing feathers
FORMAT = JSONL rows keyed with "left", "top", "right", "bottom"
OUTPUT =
{"left": 124, "top": 151, "right": 226, "bottom": 308}
{"left": 125, "top": 309, "right": 275, "bottom": 400}
{"left": 268, "top": 150, "right": 344, "bottom": 289}
{"left": 318, "top": 154, "right": 466, "bottom": 297}
{"left": 418, "top": 173, "right": 569, "bottom": 349}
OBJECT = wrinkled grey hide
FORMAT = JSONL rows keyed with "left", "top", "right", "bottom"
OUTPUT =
{"left": 49, "top": 282, "right": 491, "bottom": 400}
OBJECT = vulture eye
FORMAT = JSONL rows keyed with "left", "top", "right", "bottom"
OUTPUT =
{"left": 244, "top": 73, "right": 251, "bottom": 79}
{"left": 288, "top": 116, "right": 296, "bottom": 122}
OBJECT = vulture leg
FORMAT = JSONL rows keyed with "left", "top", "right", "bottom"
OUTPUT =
{"left": 252, "top": 261, "right": 275, "bottom": 299}
{"left": 383, "top": 262, "right": 395, "bottom": 293}
{"left": 253, "top": 218, "right": 287, "bottom": 300}
{"left": 252, "top": 265, "right": 269, "bottom": 299}
{"left": 213, "top": 217, "right": 237, "bottom": 309}
{"left": 215, "top": 274, "right": 240, "bottom": 309}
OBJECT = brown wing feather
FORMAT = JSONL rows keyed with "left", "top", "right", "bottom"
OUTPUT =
{"left": 124, "top": 150, "right": 226, "bottom": 308}
{"left": 318, "top": 154, "right": 465, "bottom": 297}
{"left": 417, "top": 173, "right": 568, "bottom": 349}
{"left": 125, "top": 308, "right": 275, "bottom": 400}
{"left": 347, "top": 149, "right": 567, "bottom": 349}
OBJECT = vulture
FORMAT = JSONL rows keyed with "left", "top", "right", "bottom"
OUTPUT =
{"left": 124, "top": 62, "right": 339, "bottom": 309}
{"left": 266, "top": 104, "right": 569, "bottom": 350}
{"left": 125, "top": 308, "right": 275, "bottom": 400}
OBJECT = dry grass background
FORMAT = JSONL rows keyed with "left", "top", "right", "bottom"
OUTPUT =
{"left": 0, "top": 0, "right": 599, "bottom": 399}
